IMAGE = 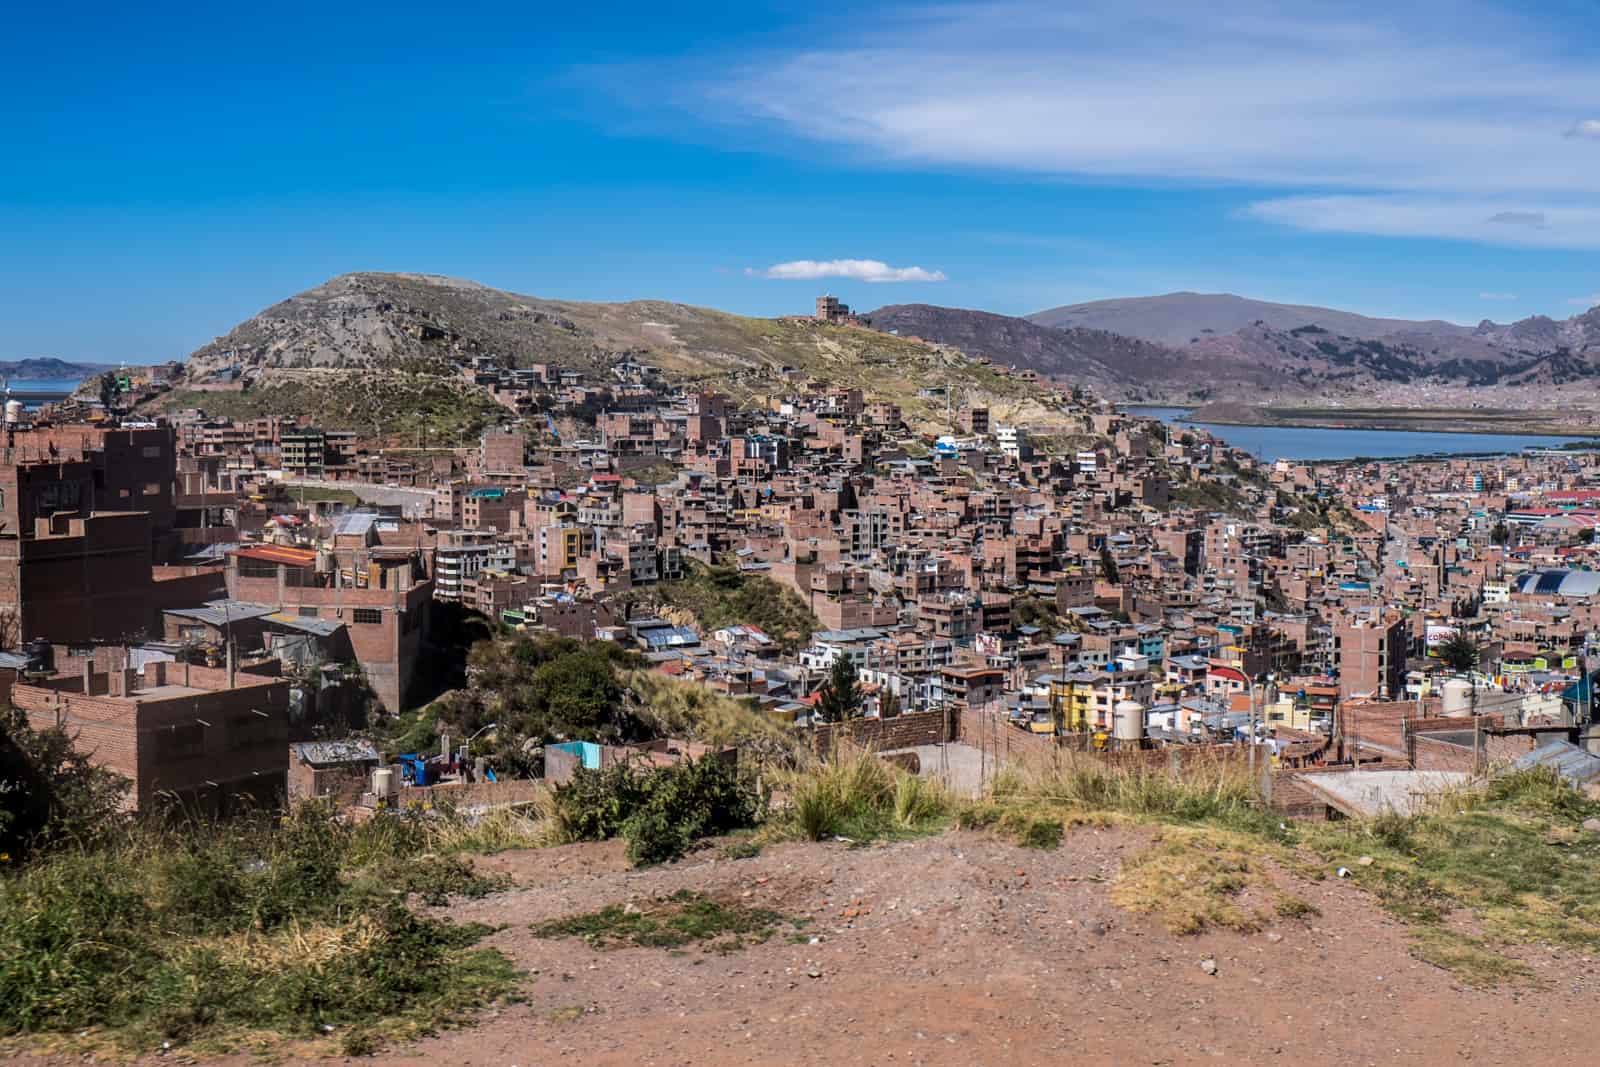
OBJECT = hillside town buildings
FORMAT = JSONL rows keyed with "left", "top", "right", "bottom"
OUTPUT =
{"left": 14, "top": 314, "right": 1600, "bottom": 813}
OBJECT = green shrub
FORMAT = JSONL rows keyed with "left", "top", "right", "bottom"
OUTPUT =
{"left": 550, "top": 756, "right": 761, "bottom": 866}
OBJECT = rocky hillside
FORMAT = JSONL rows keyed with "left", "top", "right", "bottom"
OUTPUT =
{"left": 173, "top": 273, "right": 1080, "bottom": 435}
{"left": 186, "top": 273, "right": 614, "bottom": 377}
{"left": 867, "top": 304, "right": 1185, "bottom": 389}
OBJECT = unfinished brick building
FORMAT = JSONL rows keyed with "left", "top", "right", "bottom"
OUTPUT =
{"left": 6, "top": 659, "right": 290, "bottom": 811}
{"left": 224, "top": 543, "right": 431, "bottom": 711}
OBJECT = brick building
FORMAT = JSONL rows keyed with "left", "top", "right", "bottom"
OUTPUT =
{"left": 7, "top": 658, "right": 290, "bottom": 811}
{"left": 224, "top": 543, "right": 431, "bottom": 711}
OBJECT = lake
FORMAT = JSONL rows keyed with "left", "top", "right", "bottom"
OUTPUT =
{"left": 5, "top": 378, "right": 83, "bottom": 409}
{"left": 1128, "top": 407, "right": 1589, "bottom": 462}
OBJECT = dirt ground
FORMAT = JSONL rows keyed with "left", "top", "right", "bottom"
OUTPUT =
{"left": 16, "top": 826, "right": 1593, "bottom": 1066}
{"left": 392, "top": 827, "right": 1592, "bottom": 1067}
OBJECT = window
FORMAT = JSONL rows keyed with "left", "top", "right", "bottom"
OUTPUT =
{"left": 144, "top": 482, "right": 161, "bottom": 495}
{"left": 229, "top": 712, "right": 280, "bottom": 749}
{"left": 352, "top": 608, "right": 382, "bottom": 625}
{"left": 298, "top": 606, "right": 319, "bottom": 618}
{"left": 156, "top": 723, "right": 205, "bottom": 761}
{"left": 238, "top": 558, "right": 278, "bottom": 580}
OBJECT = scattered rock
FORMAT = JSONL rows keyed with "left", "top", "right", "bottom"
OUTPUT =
{"left": 1581, "top": 818, "right": 1600, "bottom": 834}
{"left": 1199, "top": 958, "right": 1219, "bottom": 976}
{"left": 1356, "top": 855, "right": 1375, "bottom": 867}
{"left": 1265, "top": 932, "right": 1284, "bottom": 944}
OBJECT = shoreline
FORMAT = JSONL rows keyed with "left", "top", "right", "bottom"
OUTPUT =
{"left": 1128, "top": 404, "right": 1600, "bottom": 439}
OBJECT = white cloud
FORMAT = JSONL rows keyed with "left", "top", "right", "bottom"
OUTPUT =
{"left": 658, "top": 1, "right": 1600, "bottom": 248}
{"left": 1568, "top": 294, "right": 1600, "bottom": 307}
{"left": 1479, "top": 292, "right": 1519, "bottom": 301}
{"left": 747, "top": 259, "right": 947, "bottom": 283}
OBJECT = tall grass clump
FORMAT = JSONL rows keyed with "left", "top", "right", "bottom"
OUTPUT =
{"left": 776, "top": 744, "right": 951, "bottom": 842}
{"left": 985, "top": 749, "right": 1277, "bottom": 836}
{"left": 0, "top": 803, "right": 521, "bottom": 1054}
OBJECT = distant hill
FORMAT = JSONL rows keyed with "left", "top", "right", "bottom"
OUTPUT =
{"left": 0, "top": 357, "right": 113, "bottom": 380}
{"left": 170, "top": 273, "right": 1078, "bottom": 435}
{"left": 867, "top": 297, "right": 1600, "bottom": 403}
{"left": 866, "top": 304, "right": 1203, "bottom": 390}
{"left": 1028, "top": 292, "right": 1476, "bottom": 347}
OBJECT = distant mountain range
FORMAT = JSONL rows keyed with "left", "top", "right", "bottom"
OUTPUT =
{"left": 871, "top": 293, "right": 1600, "bottom": 402}
{"left": 0, "top": 358, "right": 113, "bottom": 381}
{"left": 1026, "top": 292, "right": 1478, "bottom": 346}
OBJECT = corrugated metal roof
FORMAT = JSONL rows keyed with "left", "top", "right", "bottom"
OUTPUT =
{"left": 1510, "top": 740, "right": 1600, "bottom": 786}
{"left": 166, "top": 600, "right": 280, "bottom": 626}
{"left": 291, "top": 740, "right": 382, "bottom": 766}
{"left": 333, "top": 512, "right": 378, "bottom": 537}
{"left": 264, "top": 612, "right": 346, "bottom": 637}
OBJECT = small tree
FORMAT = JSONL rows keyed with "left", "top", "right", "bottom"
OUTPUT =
{"left": 815, "top": 655, "right": 864, "bottom": 724}
{"left": 1490, "top": 522, "right": 1509, "bottom": 546}
{"left": 879, "top": 688, "right": 901, "bottom": 720}
{"left": 1436, "top": 630, "right": 1480, "bottom": 676}
{"left": 1099, "top": 545, "right": 1120, "bottom": 584}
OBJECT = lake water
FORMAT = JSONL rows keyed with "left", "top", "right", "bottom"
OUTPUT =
{"left": 1128, "top": 407, "right": 1590, "bottom": 462}
{"left": 5, "top": 377, "right": 83, "bottom": 409}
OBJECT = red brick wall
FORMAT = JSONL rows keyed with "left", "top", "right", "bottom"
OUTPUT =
{"left": 812, "top": 709, "right": 957, "bottom": 754}
{"left": 13, "top": 666, "right": 290, "bottom": 809}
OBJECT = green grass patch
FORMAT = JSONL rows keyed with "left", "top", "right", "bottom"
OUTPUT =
{"left": 1296, "top": 768, "right": 1600, "bottom": 984}
{"left": 533, "top": 890, "right": 799, "bottom": 953}
{"left": 0, "top": 804, "right": 527, "bottom": 1055}
{"left": 653, "top": 561, "right": 820, "bottom": 655}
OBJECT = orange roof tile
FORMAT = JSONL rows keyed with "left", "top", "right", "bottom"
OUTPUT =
{"left": 233, "top": 544, "right": 318, "bottom": 567}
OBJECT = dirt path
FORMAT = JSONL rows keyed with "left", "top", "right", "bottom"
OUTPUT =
{"left": 377, "top": 828, "right": 1590, "bottom": 1067}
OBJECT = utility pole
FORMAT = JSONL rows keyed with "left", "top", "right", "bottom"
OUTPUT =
{"left": 1247, "top": 679, "right": 1257, "bottom": 783}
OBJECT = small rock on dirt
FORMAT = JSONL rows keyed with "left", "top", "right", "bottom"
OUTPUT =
{"left": 1581, "top": 818, "right": 1600, "bottom": 833}
{"left": 1199, "top": 958, "right": 1218, "bottom": 976}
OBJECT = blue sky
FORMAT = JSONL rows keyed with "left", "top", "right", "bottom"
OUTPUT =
{"left": 7, "top": 0, "right": 1600, "bottom": 361}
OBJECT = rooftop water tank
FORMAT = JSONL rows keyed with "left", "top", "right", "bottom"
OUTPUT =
{"left": 1441, "top": 677, "right": 1474, "bottom": 718}
{"left": 1113, "top": 699, "right": 1146, "bottom": 743}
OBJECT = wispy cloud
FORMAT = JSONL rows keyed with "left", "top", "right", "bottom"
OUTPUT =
{"left": 1486, "top": 211, "right": 1547, "bottom": 228}
{"left": 1569, "top": 294, "right": 1600, "bottom": 307}
{"left": 746, "top": 259, "right": 947, "bottom": 283}
{"left": 650, "top": 1, "right": 1600, "bottom": 248}
{"left": 1242, "top": 195, "right": 1600, "bottom": 250}
{"left": 1479, "top": 292, "right": 1519, "bottom": 301}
